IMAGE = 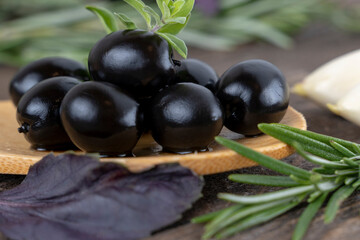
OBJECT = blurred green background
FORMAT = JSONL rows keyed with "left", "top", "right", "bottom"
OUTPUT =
{"left": 0, "top": 0, "right": 359, "bottom": 66}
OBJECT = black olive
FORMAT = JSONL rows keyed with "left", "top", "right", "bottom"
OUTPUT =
{"left": 149, "top": 83, "right": 224, "bottom": 154}
{"left": 216, "top": 59, "right": 289, "bottom": 136}
{"left": 88, "top": 29, "right": 175, "bottom": 98}
{"left": 170, "top": 58, "right": 219, "bottom": 92}
{"left": 16, "top": 77, "right": 81, "bottom": 150}
{"left": 9, "top": 57, "right": 89, "bottom": 105}
{"left": 60, "top": 81, "right": 143, "bottom": 156}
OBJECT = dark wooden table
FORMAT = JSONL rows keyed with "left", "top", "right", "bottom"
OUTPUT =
{"left": 1, "top": 24, "right": 360, "bottom": 240}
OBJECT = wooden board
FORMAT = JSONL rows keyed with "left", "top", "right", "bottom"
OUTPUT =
{"left": 0, "top": 101, "right": 306, "bottom": 175}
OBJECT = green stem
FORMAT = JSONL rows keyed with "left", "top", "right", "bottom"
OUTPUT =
{"left": 334, "top": 169, "right": 358, "bottom": 176}
{"left": 218, "top": 185, "right": 315, "bottom": 204}
{"left": 228, "top": 174, "right": 301, "bottom": 187}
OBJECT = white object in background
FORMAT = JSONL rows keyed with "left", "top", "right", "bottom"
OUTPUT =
{"left": 328, "top": 83, "right": 360, "bottom": 127}
{"left": 294, "top": 49, "right": 360, "bottom": 106}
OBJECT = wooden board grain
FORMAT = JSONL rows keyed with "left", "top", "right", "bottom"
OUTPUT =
{"left": 0, "top": 101, "right": 306, "bottom": 175}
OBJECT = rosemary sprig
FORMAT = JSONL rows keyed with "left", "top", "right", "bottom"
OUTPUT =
{"left": 192, "top": 123, "right": 360, "bottom": 240}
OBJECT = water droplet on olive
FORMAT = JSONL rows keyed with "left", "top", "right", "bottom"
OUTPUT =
{"left": 16, "top": 77, "right": 81, "bottom": 150}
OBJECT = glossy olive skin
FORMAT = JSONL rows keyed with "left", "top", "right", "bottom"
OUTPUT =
{"left": 171, "top": 59, "right": 219, "bottom": 92}
{"left": 16, "top": 77, "right": 81, "bottom": 150}
{"left": 216, "top": 59, "right": 289, "bottom": 136}
{"left": 60, "top": 81, "right": 143, "bottom": 156}
{"left": 149, "top": 83, "right": 224, "bottom": 153}
{"left": 10, "top": 57, "right": 89, "bottom": 105}
{"left": 88, "top": 29, "right": 175, "bottom": 98}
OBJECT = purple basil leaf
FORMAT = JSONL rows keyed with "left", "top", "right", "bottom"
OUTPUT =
{"left": 0, "top": 154, "right": 203, "bottom": 240}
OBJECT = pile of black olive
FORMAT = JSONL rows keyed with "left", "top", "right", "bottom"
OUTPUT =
{"left": 11, "top": 29, "right": 289, "bottom": 156}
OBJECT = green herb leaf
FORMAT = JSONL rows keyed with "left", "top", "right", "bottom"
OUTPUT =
{"left": 156, "top": 0, "right": 166, "bottom": 17}
{"left": 215, "top": 200, "right": 303, "bottom": 239}
{"left": 144, "top": 6, "right": 161, "bottom": 26}
{"left": 334, "top": 169, "right": 358, "bottom": 176}
{"left": 329, "top": 140, "right": 356, "bottom": 157}
{"left": 86, "top": 6, "right": 119, "bottom": 34}
{"left": 162, "top": 1, "right": 171, "bottom": 19}
{"left": 114, "top": 13, "right": 137, "bottom": 30}
{"left": 172, "top": 0, "right": 194, "bottom": 18}
{"left": 352, "top": 179, "right": 360, "bottom": 188}
{"left": 335, "top": 176, "right": 346, "bottom": 184}
{"left": 229, "top": 174, "right": 301, "bottom": 187}
{"left": 258, "top": 124, "right": 344, "bottom": 161}
{"left": 167, "top": 0, "right": 175, "bottom": 13}
{"left": 157, "top": 14, "right": 190, "bottom": 34}
{"left": 307, "top": 191, "right": 322, "bottom": 203}
{"left": 344, "top": 177, "right": 357, "bottom": 185}
{"left": 293, "top": 142, "right": 349, "bottom": 169}
{"left": 293, "top": 193, "right": 328, "bottom": 240}
{"left": 204, "top": 197, "right": 299, "bottom": 239}
{"left": 312, "top": 167, "right": 336, "bottom": 175}
{"left": 268, "top": 123, "right": 360, "bottom": 153}
{"left": 124, "top": 0, "right": 152, "bottom": 29}
{"left": 341, "top": 158, "right": 359, "bottom": 167}
{"left": 316, "top": 181, "right": 341, "bottom": 192}
{"left": 166, "top": 16, "right": 187, "bottom": 24}
{"left": 172, "top": 0, "right": 186, "bottom": 16}
{"left": 290, "top": 175, "right": 313, "bottom": 185}
{"left": 324, "top": 185, "right": 356, "bottom": 223}
{"left": 156, "top": 32, "right": 187, "bottom": 58}
{"left": 215, "top": 136, "right": 312, "bottom": 179}
{"left": 203, "top": 205, "right": 244, "bottom": 237}
{"left": 352, "top": 144, "right": 360, "bottom": 154}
